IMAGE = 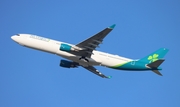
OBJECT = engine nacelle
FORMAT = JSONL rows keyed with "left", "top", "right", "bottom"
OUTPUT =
{"left": 59, "top": 43, "right": 83, "bottom": 52}
{"left": 60, "top": 60, "right": 78, "bottom": 68}
{"left": 60, "top": 43, "right": 73, "bottom": 52}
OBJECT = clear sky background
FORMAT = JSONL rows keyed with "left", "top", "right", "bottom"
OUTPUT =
{"left": 0, "top": 0, "right": 180, "bottom": 107}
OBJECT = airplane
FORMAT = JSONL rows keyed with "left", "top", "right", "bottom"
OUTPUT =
{"left": 11, "top": 24, "right": 169, "bottom": 78}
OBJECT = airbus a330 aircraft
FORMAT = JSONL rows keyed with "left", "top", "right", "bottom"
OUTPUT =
{"left": 11, "top": 24, "right": 169, "bottom": 78}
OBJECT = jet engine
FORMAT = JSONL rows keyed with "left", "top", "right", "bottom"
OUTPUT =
{"left": 60, "top": 43, "right": 81, "bottom": 52}
{"left": 60, "top": 43, "right": 73, "bottom": 52}
{"left": 60, "top": 60, "right": 79, "bottom": 68}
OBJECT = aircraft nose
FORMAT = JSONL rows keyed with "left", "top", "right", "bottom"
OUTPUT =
{"left": 11, "top": 34, "right": 19, "bottom": 42}
{"left": 11, "top": 35, "right": 16, "bottom": 41}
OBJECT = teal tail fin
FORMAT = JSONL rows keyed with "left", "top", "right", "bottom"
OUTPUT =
{"left": 138, "top": 48, "right": 169, "bottom": 76}
{"left": 138, "top": 48, "right": 169, "bottom": 64}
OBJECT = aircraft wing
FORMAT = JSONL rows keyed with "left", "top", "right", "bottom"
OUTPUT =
{"left": 76, "top": 24, "right": 116, "bottom": 58}
{"left": 82, "top": 66, "right": 111, "bottom": 78}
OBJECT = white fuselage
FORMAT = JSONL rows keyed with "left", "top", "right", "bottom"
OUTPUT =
{"left": 11, "top": 34, "right": 132, "bottom": 67}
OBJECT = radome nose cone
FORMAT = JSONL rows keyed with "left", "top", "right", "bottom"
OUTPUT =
{"left": 11, "top": 36, "right": 15, "bottom": 41}
{"left": 11, "top": 35, "right": 19, "bottom": 42}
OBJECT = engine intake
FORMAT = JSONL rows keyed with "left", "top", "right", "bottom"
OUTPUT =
{"left": 60, "top": 60, "right": 78, "bottom": 68}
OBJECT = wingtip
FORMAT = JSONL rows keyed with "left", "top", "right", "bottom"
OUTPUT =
{"left": 108, "top": 24, "right": 116, "bottom": 29}
{"left": 107, "top": 76, "right": 112, "bottom": 79}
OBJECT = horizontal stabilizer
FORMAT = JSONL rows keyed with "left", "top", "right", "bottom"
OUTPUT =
{"left": 152, "top": 70, "right": 163, "bottom": 76}
{"left": 147, "top": 59, "right": 165, "bottom": 68}
{"left": 147, "top": 59, "right": 165, "bottom": 76}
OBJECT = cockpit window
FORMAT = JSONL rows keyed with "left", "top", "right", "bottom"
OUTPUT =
{"left": 16, "top": 34, "right": 20, "bottom": 36}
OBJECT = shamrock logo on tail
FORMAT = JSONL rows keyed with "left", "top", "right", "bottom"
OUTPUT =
{"left": 148, "top": 54, "right": 159, "bottom": 63}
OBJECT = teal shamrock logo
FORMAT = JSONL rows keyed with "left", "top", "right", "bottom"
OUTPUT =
{"left": 148, "top": 54, "right": 159, "bottom": 63}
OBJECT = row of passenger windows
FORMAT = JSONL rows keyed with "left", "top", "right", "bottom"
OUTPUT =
{"left": 99, "top": 53, "right": 129, "bottom": 61}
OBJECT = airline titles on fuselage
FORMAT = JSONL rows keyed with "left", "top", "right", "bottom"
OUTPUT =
{"left": 30, "top": 35, "right": 50, "bottom": 42}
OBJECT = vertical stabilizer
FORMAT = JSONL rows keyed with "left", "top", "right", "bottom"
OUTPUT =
{"left": 138, "top": 48, "right": 169, "bottom": 64}
{"left": 139, "top": 48, "right": 169, "bottom": 76}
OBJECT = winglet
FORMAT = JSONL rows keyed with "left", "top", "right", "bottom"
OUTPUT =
{"left": 107, "top": 76, "right": 112, "bottom": 79}
{"left": 108, "top": 24, "right": 116, "bottom": 29}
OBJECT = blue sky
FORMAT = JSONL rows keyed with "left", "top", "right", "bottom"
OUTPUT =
{"left": 0, "top": 0, "right": 180, "bottom": 107}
